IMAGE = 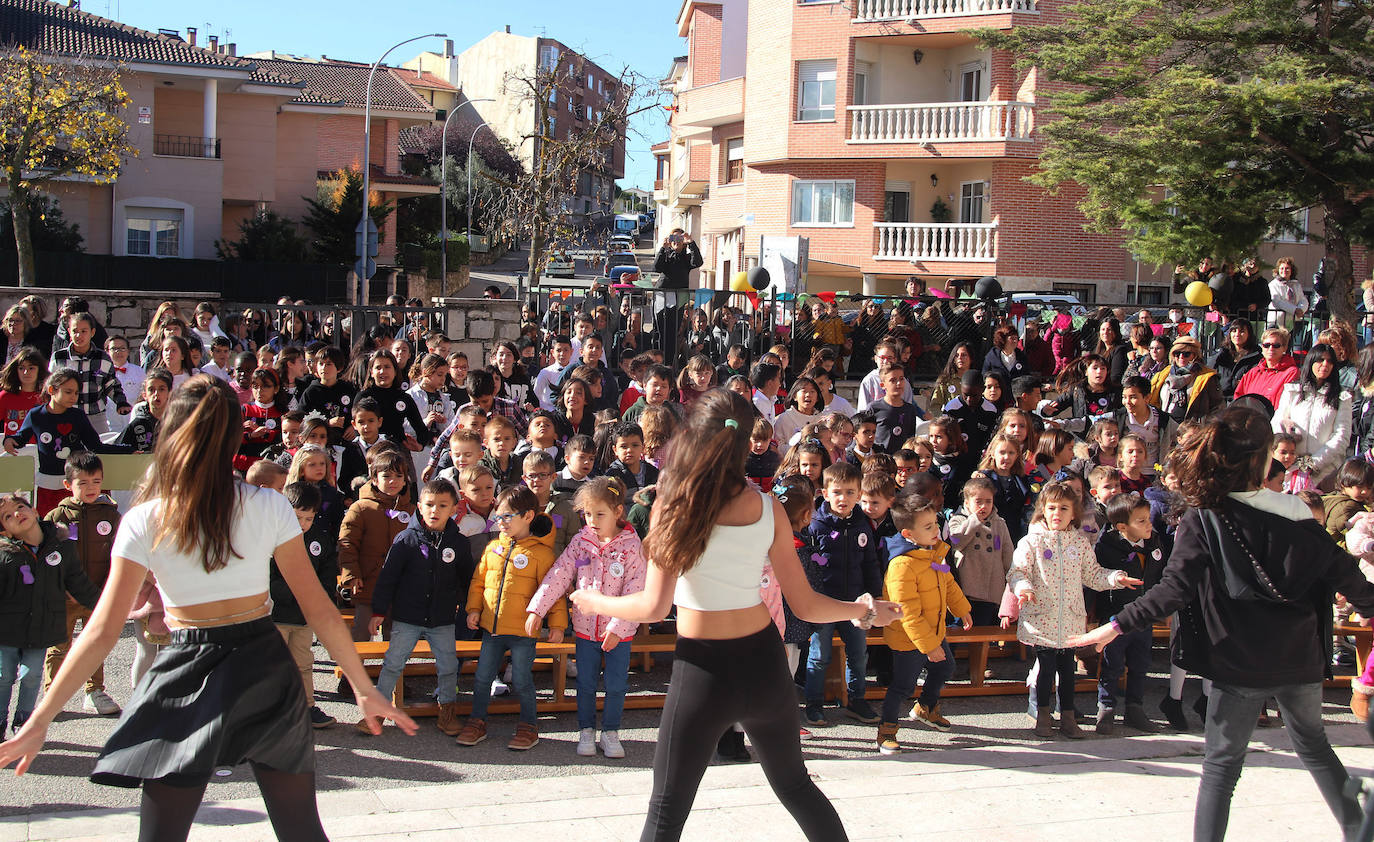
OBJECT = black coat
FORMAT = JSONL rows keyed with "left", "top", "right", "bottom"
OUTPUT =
{"left": 0, "top": 521, "right": 100, "bottom": 648}
{"left": 1207, "top": 346, "right": 1261, "bottom": 400}
{"left": 1094, "top": 527, "right": 1165, "bottom": 618}
{"left": 653, "top": 242, "right": 703, "bottom": 289}
{"left": 370, "top": 519, "right": 475, "bottom": 628}
{"left": 270, "top": 516, "right": 339, "bottom": 627}
{"left": 1117, "top": 498, "right": 1374, "bottom": 687}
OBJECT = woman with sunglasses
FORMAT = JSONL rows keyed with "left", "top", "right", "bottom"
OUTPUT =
{"left": 1146, "top": 335, "right": 1222, "bottom": 423}
{"left": 1234, "top": 326, "right": 1300, "bottom": 409}
{"left": 1272, "top": 343, "right": 1352, "bottom": 489}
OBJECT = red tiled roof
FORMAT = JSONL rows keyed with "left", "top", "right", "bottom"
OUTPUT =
{"left": 0, "top": 0, "right": 247, "bottom": 68}
{"left": 254, "top": 57, "right": 433, "bottom": 112}
{"left": 391, "top": 66, "right": 457, "bottom": 92}
{"left": 650, "top": 140, "right": 670, "bottom": 152}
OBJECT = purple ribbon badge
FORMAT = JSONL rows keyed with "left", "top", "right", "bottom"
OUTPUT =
{"left": 575, "top": 557, "right": 591, "bottom": 568}
{"left": 1043, "top": 549, "right": 1053, "bottom": 560}
{"left": 551, "top": 514, "right": 564, "bottom": 528}
{"left": 950, "top": 535, "right": 960, "bottom": 545}
{"left": 931, "top": 562, "right": 951, "bottom": 572}
{"left": 420, "top": 545, "right": 429, "bottom": 558}
{"left": 830, "top": 531, "right": 840, "bottom": 540}
{"left": 67, "top": 523, "right": 78, "bottom": 541}
{"left": 993, "top": 536, "right": 1002, "bottom": 551}
{"left": 18, "top": 564, "right": 33, "bottom": 585}
{"left": 812, "top": 553, "right": 828, "bottom": 567}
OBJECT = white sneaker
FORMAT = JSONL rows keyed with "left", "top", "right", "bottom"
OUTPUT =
{"left": 599, "top": 730, "right": 625, "bottom": 759}
{"left": 566, "top": 659, "right": 579, "bottom": 678}
{"left": 491, "top": 678, "right": 509, "bottom": 697}
{"left": 577, "top": 727, "right": 596, "bottom": 756}
{"left": 83, "top": 690, "right": 121, "bottom": 716}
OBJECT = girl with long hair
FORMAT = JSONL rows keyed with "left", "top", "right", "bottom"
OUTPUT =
{"left": 357, "top": 350, "right": 432, "bottom": 453}
{"left": 0, "top": 376, "right": 415, "bottom": 840}
{"left": 571, "top": 390, "right": 899, "bottom": 841}
{"left": 1271, "top": 342, "right": 1352, "bottom": 488}
{"left": 1072, "top": 405, "right": 1374, "bottom": 840}
{"left": 1207, "top": 318, "right": 1261, "bottom": 400}
{"left": 932, "top": 343, "right": 975, "bottom": 406}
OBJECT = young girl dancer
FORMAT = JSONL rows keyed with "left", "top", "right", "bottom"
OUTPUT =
{"left": 0, "top": 375, "right": 414, "bottom": 841}
{"left": 570, "top": 388, "right": 900, "bottom": 841}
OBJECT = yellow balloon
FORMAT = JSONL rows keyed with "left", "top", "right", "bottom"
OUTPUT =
{"left": 730, "top": 271, "right": 751, "bottom": 292}
{"left": 1184, "top": 281, "right": 1213, "bottom": 307}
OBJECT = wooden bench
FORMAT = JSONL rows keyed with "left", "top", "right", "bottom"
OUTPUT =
{"left": 1326, "top": 622, "right": 1374, "bottom": 688}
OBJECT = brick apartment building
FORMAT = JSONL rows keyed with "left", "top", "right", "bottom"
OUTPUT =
{"left": 408, "top": 28, "right": 628, "bottom": 226}
{"left": 655, "top": 0, "right": 1367, "bottom": 304}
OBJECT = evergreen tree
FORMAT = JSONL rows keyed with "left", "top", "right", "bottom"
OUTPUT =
{"left": 301, "top": 168, "right": 393, "bottom": 268}
{"left": 215, "top": 210, "right": 309, "bottom": 263}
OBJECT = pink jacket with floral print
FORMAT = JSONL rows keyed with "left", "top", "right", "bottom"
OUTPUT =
{"left": 527, "top": 524, "right": 646, "bottom": 642}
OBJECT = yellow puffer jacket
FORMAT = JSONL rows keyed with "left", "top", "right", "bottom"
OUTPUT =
{"left": 468, "top": 514, "right": 565, "bottom": 637}
{"left": 882, "top": 538, "right": 972, "bottom": 654}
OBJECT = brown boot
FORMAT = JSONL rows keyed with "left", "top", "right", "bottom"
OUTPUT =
{"left": 1352, "top": 679, "right": 1374, "bottom": 722}
{"left": 877, "top": 721, "right": 900, "bottom": 755}
{"left": 1034, "top": 707, "right": 1056, "bottom": 738}
{"left": 436, "top": 702, "right": 462, "bottom": 736}
{"left": 507, "top": 722, "right": 539, "bottom": 751}
{"left": 455, "top": 718, "right": 487, "bottom": 746}
{"left": 1059, "top": 709, "right": 1085, "bottom": 740}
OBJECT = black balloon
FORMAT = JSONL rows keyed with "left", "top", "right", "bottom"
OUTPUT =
{"left": 974, "top": 276, "right": 1002, "bottom": 300}
{"left": 748, "top": 266, "right": 771, "bottom": 290}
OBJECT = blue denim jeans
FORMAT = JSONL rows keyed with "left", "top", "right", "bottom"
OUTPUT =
{"left": 881, "top": 642, "right": 954, "bottom": 723}
{"left": 1195, "top": 681, "right": 1360, "bottom": 842}
{"left": 470, "top": 633, "right": 537, "bottom": 723}
{"left": 575, "top": 635, "right": 633, "bottom": 731}
{"left": 0, "top": 646, "right": 44, "bottom": 726}
{"left": 805, "top": 621, "right": 868, "bottom": 706}
{"left": 376, "top": 621, "right": 458, "bottom": 705}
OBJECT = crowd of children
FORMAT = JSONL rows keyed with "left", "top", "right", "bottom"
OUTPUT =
{"left": 6, "top": 292, "right": 1374, "bottom": 764}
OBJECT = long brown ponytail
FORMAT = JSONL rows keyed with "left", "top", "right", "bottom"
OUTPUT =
{"left": 1171, "top": 405, "right": 1271, "bottom": 509}
{"left": 137, "top": 375, "right": 244, "bottom": 572}
{"left": 645, "top": 388, "right": 754, "bottom": 577}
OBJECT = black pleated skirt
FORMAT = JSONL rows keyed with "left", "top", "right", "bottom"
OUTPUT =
{"left": 91, "top": 617, "right": 313, "bottom": 788}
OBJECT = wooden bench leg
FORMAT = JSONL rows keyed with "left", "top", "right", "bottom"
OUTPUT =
{"left": 393, "top": 673, "right": 404, "bottom": 709}
{"left": 967, "top": 642, "right": 989, "bottom": 688}
{"left": 1357, "top": 634, "right": 1372, "bottom": 678}
{"left": 553, "top": 653, "right": 568, "bottom": 703}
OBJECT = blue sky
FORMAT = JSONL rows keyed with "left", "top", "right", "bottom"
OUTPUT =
{"left": 101, "top": 0, "right": 676, "bottom": 189}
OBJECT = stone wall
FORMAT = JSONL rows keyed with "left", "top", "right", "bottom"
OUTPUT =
{"left": 434, "top": 296, "right": 524, "bottom": 365}
{"left": 0, "top": 286, "right": 219, "bottom": 348}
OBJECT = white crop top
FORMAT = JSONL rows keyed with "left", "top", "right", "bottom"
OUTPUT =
{"left": 674, "top": 489, "right": 774, "bottom": 611}
{"left": 112, "top": 483, "right": 303, "bottom": 608}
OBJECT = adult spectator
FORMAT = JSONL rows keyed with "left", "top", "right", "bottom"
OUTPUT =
{"left": 613, "top": 309, "right": 652, "bottom": 362}
{"left": 1021, "top": 317, "right": 1054, "bottom": 379}
{"left": 1172, "top": 257, "right": 1215, "bottom": 295}
{"left": 1071, "top": 405, "right": 1374, "bottom": 842}
{"left": 652, "top": 228, "right": 702, "bottom": 290}
{"left": 1148, "top": 335, "right": 1222, "bottom": 423}
{"left": 982, "top": 324, "right": 1029, "bottom": 382}
{"left": 1269, "top": 257, "right": 1305, "bottom": 328}
{"left": 1207, "top": 318, "right": 1261, "bottom": 400}
{"left": 1234, "top": 327, "right": 1300, "bottom": 408}
{"left": 483, "top": 285, "right": 503, "bottom": 299}
{"left": 17, "top": 295, "right": 56, "bottom": 357}
{"left": 1317, "top": 320, "right": 1359, "bottom": 391}
{"left": 1125, "top": 323, "right": 1153, "bottom": 368}
{"left": 1, "top": 305, "right": 35, "bottom": 365}
{"left": 1096, "top": 317, "right": 1130, "bottom": 387}
{"left": 1231, "top": 258, "right": 1270, "bottom": 320}
{"left": 1125, "top": 335, "right": 1170, "bottom": 382}
{"left": 1272, "top": 343, "right": 1351, "bottom": 488}
{"left": 50, "top": 296, "right": 108, "bottom": 359}
{"left": 848, "top": 299, "right": 887, "bottom": 379}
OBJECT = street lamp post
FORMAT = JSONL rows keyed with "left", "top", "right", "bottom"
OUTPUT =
{"left": 357, "top": 32, "right": 446, "bottom": 304}
{"left": 440, "top": 97, "right": 494, "bottom": 294}
{"left": 466, "top": 122, "right": 495, "bottom": 287}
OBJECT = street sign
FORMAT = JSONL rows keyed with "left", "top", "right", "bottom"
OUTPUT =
{"left": 355, "top": 216, "right": 379, "bottom": 280}
{"left": 354, "top": 257, "right": 376, "bottom": 280}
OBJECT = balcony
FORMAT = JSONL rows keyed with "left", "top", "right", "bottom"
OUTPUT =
{"left": 854, "top": 0, "right": 1036, "bottom": 22}
{"left": 674, "top": 76, "right": 745, "bottom": 140}
{"left": 849, "top": 101, "right": 1033, "bottom": 144}
{"left": 154, "top": 134, "right": 221, "bottom": 159}
{"left": 874, "top": 222, "right": 997, "bottom": 261}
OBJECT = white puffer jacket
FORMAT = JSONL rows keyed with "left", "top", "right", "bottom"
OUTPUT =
{"left": 1007, "top": 522, "right": 1128, "bottom": 648}
{"left": 1272, "top": 382, "right": 1352, "bottom": 485}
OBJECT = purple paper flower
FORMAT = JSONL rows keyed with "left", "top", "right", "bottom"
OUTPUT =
{"left": 19, "top": 564, "right": 33, "bottom": 585}
{"left": 1043, "top": 549, "right": 1053, "bottom": 560}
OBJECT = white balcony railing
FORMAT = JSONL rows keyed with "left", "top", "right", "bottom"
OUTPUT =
{"left": 849, "top": 101, "right": 1034, "bottom": 143}
{"left": 875, "top": 222, "right": 998, "bottom": 261}
{"left": 854, "top": 0, "right": 1037, "bottom": 22}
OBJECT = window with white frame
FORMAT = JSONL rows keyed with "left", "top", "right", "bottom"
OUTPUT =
{"left": 796, "top": 60, "right": 836, "bottom": 122}
{"left": 539, "top": 45, "right": 559, "bottom": 71}
{"left": 126, "top": 207, "right": 183, "bottom": 257}
{"left": 853, "top": 61, "right": 873, "bottom": 106}
{"left": 884, "top": 180, "right": 911, "bottom": 223}
{"left": 792, "top": 179, "right": 854, "bottom": 226}
{"left": 724, "top": 138, "right": 744, "bottom": 184}
{"left": 960, "top": 181, "right": 987, "bottom": 223}
{"left": 959, "top": 62, "right": 985, "bottom": 102}
{"left": 1270, "top": 207, "right": 1310, "bottom": 243}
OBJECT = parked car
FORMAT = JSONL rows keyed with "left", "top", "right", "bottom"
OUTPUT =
{"left": 545, "top": 251, "right": 575, "bottom": 278}
{"left": 607, "top": 253, "right": 641, "bottom": 285}
{"left": 609, "top": 235, "right": 635, "bottom": 252}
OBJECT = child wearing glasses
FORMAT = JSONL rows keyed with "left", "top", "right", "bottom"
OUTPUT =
{"left": 521, "top": 451, "right": 577, "bottom": 558}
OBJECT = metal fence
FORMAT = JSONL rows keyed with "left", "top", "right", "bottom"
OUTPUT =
{"left": 224, "top": 303, "right": 451, "bottom": 351}
{"left": 3, "top": 251, "right": 344, "bottom": 301}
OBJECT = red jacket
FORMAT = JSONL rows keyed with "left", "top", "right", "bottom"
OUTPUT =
{"left": 0, "top": 390, "right": 44, "bottom": 438}
{"left": 1234, "top": 355, "right": 1299, "bottom": 409}
{"left": 234, "top": 401, "right": 283, "bottom": 471}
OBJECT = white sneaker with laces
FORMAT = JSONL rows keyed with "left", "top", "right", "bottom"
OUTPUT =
{"left": 577, "top": 727, "right": 596, "bottom": 756}
{"left": 599, "top": 730, "right": 625, "bottom": 759}
{"left": 491, "top": 678, "right": 510, "bottom": 697}
{"left": 83, "top": 690, "right": 121, "bottom": 716}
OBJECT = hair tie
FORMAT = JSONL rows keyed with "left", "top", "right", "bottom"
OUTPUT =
{"left": 607, "top": 486, "right": 620, "bottom": 496}
{"left": 724, "top": 418, "right": 739, "bottom": 430}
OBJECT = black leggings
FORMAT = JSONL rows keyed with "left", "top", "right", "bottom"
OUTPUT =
{"left": 642, "top": 625, "right": 847, "bottom": 842}
{"left": 1035, "top": 646, "right": 1077, "bottom": 713}
{"left": 139, "top": 763, "right": 327, "bottom": 842}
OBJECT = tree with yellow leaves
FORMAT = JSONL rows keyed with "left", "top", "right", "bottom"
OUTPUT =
{"left": 0, "top": 48, "right": 134, "bottom": 287}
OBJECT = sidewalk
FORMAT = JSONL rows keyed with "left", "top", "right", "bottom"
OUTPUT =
{"left": 6, "top": 724, "right": 1369, "bottom": 841}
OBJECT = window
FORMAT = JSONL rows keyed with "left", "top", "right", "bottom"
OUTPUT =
{"left": 1052, "top": 283, "right": 1097, "bottom": 304}
{"left": 791, "top": 179, "right": 854, "bottom": 226}
{"left": 853, "top": 61, "right": 872, "bottom": 106}
{"left": 960, "top": 181, "right": 987, "bottom": 223}
{"left": 959, "top": 62, "right": 985, "bottom": 102}
{"left": 724, "top": 138, "right": 744, "bottom": 184}
{"left": 1133, "top": 285, "right": 1170, "bottom": 306}
{"left": 796, "top": 60, "right": 836, "bottom": 122}
{"left": 884, "top": 180, "right": 910, "bottom": 223}
{"left": 126, "top": 207, "right": 183, "bottom": 258}
{"left": 1271, "top": 207, "right": 1310, "bottom": 243}
{"left": 539, "top": 45, "right": 559, "bottom": 71}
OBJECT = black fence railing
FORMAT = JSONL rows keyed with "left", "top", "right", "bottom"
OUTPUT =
{"left": 154, "top": 134, "right": 221, "bottom": 159}
{"left": 224, "top": 303, "right": 451, "bottom": 352}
